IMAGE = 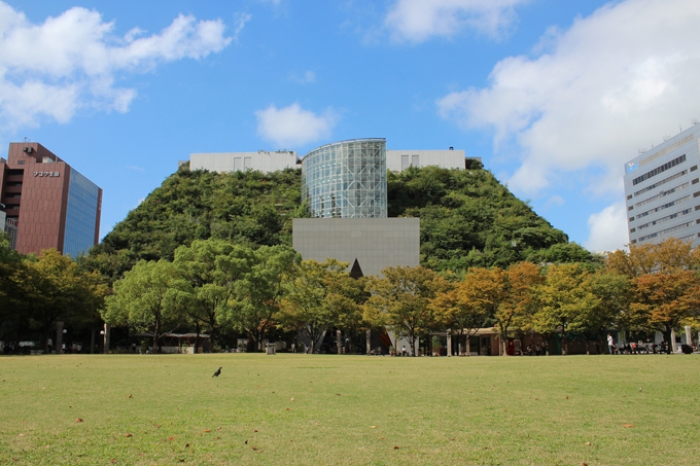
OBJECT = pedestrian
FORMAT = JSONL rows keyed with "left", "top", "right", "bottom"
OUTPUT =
{"left": 47, "top": 337, "right": 53, "bottom": 354}
{"left": 401, "top": 345, "right": 406, "bottom": 357}
{"left": 607, "top": 334, "right": 615, "bottom": 354}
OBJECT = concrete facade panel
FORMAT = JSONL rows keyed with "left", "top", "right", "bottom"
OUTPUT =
{"left": 189, "top": 151, "right": 299, "bottom": 173}
{"left": 292, "top": 218, "right": 420, "bottom": 277}
{"left": 386, "top": 149, "right": 465, "bottom": 171}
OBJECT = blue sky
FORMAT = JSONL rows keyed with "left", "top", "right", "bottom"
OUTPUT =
{"left": 3, "top": 0, "right": 700, "bottom": 252}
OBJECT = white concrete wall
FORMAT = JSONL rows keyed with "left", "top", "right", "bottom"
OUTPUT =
{"left": 189, "top": 151, "right": 299, "bottom": 173}
{"left": 386, "top": 149, "right": 465, "bottom": 172}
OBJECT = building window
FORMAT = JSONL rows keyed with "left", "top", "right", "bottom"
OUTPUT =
{"left": 244, "top": 157, "right": 252, "bottom": 169}
{"left": 411, "top": 154, "right": 419, "bottom": 167}
{"left": 401, "top": 154, "right": 409, "bottom": 171}
{"left": 632, "top": 154, "right": 687, "bottom": 185}
{"left": 692, "top": 165, "right": 698, "bottom": 172}
{"left": 234, "top": 157, "right": 242, "bottom": 171}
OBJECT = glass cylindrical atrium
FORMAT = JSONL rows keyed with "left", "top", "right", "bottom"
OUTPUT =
{"left": 301, "top": 138, "right": 387, "bottom": 218}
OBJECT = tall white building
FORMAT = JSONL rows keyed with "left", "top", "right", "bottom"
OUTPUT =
{"left": 624, "top": 124, "right": 700, "bottom": 247}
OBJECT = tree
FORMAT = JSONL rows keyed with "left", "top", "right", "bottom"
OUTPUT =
{"left": 431, "top": 279, "right": 488, "bottom": 356}
{"left": 230, "top": 245, "right": 300, "bottom": 351}
{"left": 276, "top": 259, "right": 346, "bottom": 353}
{"left": 455, "top": 267, "right": 509, "bottom": 355}
{"left": 18, "top": 250, "right": 107, "bottom": 352}
{"left": 630, "top": 271, "right": 700, "bottom": 353}
{"left": 533, "top": 263, "right": 597, "bottom": 355}
{"left": 588, "top": 272, "right": 630, "bottom": 353}
{"left": 104, "top": 260, "right": 189, "bottom": 352}
{"left": 365, "top": 266, "right": 448, "bottom": 356}
{"left": 606, "top": 237, "right": 700, "bottom": 278}
{"left": 173, "top": 239, "right": 252, "bottom": 350}
{"left": 326, "top": 274, "right": 370, "bottom": 354}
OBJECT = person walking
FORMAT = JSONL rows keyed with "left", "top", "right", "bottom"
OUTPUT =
{"left": 607, "top": 334, "right": 615, "bottom": 354}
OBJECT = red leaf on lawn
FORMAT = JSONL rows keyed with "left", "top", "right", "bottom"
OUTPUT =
{"left": 168, "top": 436, "right": 175, "bottom": 441}
{"left": 110, "top": 460, "right": 117, "bottom": 464}
{"left": 123, "top": 433, "right": 132, "bottom": 438}
{"left": 623, "top": 424, "right": 634, "bottom": 428}
{"left": 153, "top": 424, "right": 161, "bottom": 428}
{"left": 393, "top": 446, "right": 399, "bottom": 450}
{"left": 203, "top": 429, "right": 211, "bottom": 433}
{"left": 75, "top": 418, "right": 83, "bottom": 423}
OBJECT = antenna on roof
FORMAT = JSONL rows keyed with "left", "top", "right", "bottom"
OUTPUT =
{"left": 663, "top": 134, "right": 670, "bottom": 141}
{"left": 23, "top": 137, "right": 27, "bottom": 143}
{"left": 691, "top": 117, "right": 698, "bottom": 126}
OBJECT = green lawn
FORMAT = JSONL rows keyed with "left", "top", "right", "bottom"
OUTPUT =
{"left": 1, "top": 353, "right": 698, "bottom": 465}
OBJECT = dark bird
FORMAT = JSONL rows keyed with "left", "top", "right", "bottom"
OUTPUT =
{"left": 212, "top": 367, "right": 222, "bottom": 377}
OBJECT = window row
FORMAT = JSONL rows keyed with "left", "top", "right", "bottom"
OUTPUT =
{"left": 632, "top": 154, "right": 686, "bottom": 186}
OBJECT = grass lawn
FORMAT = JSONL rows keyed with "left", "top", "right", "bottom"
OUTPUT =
{"left": 1, "top": 353, "right": 699, "bottom": 465}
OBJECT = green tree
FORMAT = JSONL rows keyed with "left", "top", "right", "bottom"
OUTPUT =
{"left": 229, "top": 245, "right": 300, "bottom": 351}
{"left": 173, "top": 239, "right": 252, "bottom": 349}
{"left": 21, "top": 250, "right": 107, "bottom": 352}
{"left": 534, "top": 263, "right": 597, "bottom": 355}
{"left": 276, "top": 259, "right": 346, "bottom": 353}
{"left": 104, "top": 260, "right": 189, "bottom": 352}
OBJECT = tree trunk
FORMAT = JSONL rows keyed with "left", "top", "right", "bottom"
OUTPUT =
{"left": 153, "top": 318, "right": 159, "bottom": 354}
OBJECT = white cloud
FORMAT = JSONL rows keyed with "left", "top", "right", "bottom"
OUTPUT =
{"left": 255, "top": 103, "right": 337, "bottom": 148}
{"left": 585, "top": 201, "right": 629, "bottom": 252}
{"left": 436, "top": 0, "right": 700, "bottom": 247}
{"left": 0, "top": 2, "right": 234, "bottom": 131}
{"left": 545, "top": 194, "right": 565, "bottom": 208}
{"left": 384, "top": 0, "right": 527, "bottom": 42}
{"left": 439, "top": 0, "right": 700, "bottom": 194}
{"left": 290, "top": 70, "right": 316, "bottom": 84}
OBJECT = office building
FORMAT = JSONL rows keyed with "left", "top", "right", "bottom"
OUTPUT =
{"left": 624, "top": 124, "right": 700, "bottom": 247}
{"left": 0, "top": 143, "right": 102, "bottom": 257}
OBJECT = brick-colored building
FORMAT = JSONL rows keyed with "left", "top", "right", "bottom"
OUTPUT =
{"left": 0, "top": 143, "right": 102, "bottom": 257}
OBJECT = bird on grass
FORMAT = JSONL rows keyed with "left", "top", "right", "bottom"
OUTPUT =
{"left": 212, "top": 367, "right": 222, "bottom": 377}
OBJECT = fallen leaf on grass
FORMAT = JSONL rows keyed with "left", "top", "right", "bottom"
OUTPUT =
{"left": 585, "top": 442, "right": 591, "bottom": 446}
{"left": 623, "top": 424, "right": 634, "bottom": 428}
{"left": 18, "top": 433, "right": 24, "bottom": 437}
{"left": 127, "top": 395, "right": 132, "bottom": 398}
{"left": 286, "top": 408, "right": 290, "bottom": 411}
{"left": 153, "top": 424, "right": 161, "bottom": 429}
{"left": 45, "top": 445, "right": 50, "bottom": 449}
{"left": 216, "top": 426, "right": 221, "bottom": 431}
{"left": 566, "top": 396, "right": 569, "bottom": 399}
{"left": 253, "top": 429, "right": 258, "bottom": 433}
{"left": 369, "top": 426, "right": 378, "bottom": 429}
{"left": 203, "top": 429, "right": 211, "bottom": 433}
{"left": 75, "top": 418, "right": 83, "bottom": 423}
{"left": 336, "top": 393, "right": 341, "bottom": 396}
{"left": 252, "top": 446, "right": 258, "bottom": 451}
{"left": 290, "top": 397, "right": 294, "bottom": 401}
{"left": 185, "top": 443, "right": 190, "bottom": 448}
{"left": 123, "top": 433, "right": 132, "bottom": 438}
{"left": 110, "top": 460, "right": 117, "bottom": 464}
{"left": 393, "top": 446, "right": 399, "bottom": 450}
{"left": 168, "top": 436, "right": 175, "bottom": 441}
{"left": 450, "top": 438, "right": 455, "bottom": 441}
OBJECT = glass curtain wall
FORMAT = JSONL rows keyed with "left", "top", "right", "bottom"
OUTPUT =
{"left": 302, "top": 139, "right": 387, "bottom": 218}
{"left": 63, "top": 168, "right": 100, "bottom": 258}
